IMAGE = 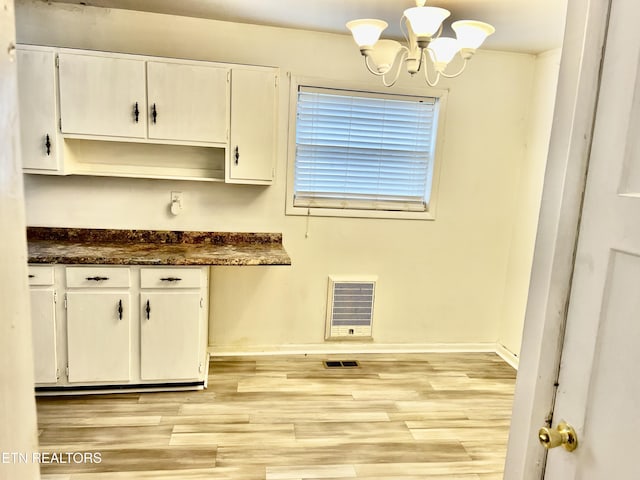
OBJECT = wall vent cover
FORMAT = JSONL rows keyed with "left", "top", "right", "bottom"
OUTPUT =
{"left": 325, "top": 275, "right": 376, "bottom": 340}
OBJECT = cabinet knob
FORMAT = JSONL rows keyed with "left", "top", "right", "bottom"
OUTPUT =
{"left": 151, "top": 103, "right": 158, "bottom": 124}
{"left": 133, "top": 102, "right": 140, "bottom": 123}
{"left": 45, "top": 134, "right": 51, "bottom": 156}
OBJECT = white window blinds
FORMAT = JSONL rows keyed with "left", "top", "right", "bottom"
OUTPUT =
{"left": 294, "top": 86, "right": 440, "bottom": 212}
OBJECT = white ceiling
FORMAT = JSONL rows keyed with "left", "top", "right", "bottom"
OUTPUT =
{"left": 49, "top": 0, "right": 568, "bottom": 54}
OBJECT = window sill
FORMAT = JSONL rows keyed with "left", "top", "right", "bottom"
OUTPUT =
{"left": 285, "top": 204, "right": 436, "bottom": 221}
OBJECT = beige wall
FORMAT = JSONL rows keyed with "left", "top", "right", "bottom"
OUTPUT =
{"left": 17, "top": 0, "right": 548, "bottom": 354}
{"left": 498, "top": 49, "right": 562, "bottom": 359}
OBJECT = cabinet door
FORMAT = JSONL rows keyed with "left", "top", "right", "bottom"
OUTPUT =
{"left": 147, "top": 61, "right": 229, "bottom": 144}
{"left": 66, "top": 292, "right": 131, "bottom": 383}
{"left": 58, "top": 53, "right": 146, "bottom": 138}
{"left": 17, "top": 49, "right": 60, "bottom": 172}
{"left": 29, "top": 289, "right": 58, "bottom": 384}
{"left": 140, "top": 292, "right": 201, "bottom": 381}
{"left": 228, "top": 68, "right": 277, "bottom": 184}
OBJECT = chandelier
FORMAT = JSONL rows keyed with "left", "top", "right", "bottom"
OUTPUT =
{"left": 346, "top": 0, "right": 495, "bottom": 87}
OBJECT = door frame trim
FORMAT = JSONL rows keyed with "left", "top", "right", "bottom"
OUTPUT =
{"left": 504, "top": 0, "right": 612, "bottom": 478}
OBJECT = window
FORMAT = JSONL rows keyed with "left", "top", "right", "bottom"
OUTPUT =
{"left": 287, "top": 79, "right": 446, "bottom": 220}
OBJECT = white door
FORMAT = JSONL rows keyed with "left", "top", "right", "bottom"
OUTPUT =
{"left": 16, "top": 48, "right": 60, "bottom": 171}
{"left": 147, "top": 61, "right": 228, "bottom": 144}
{"left": 66, "top": 292, "right": 131, "bottom": 383}
{"left": 58, "top": 53, "right": 147, "bottom": 138}
{"left": 140, "top": 292, "right": 201, "bottom": 381}
{"left": 542, "top": 0, "right": 640, "bottom": 477}
{"left": 228, "top": 68, "right": 276, "bottom": 184}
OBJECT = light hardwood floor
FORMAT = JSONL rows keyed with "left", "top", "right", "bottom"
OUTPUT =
{"left": 36, "top": 353, "right": 516, "bottom": 479}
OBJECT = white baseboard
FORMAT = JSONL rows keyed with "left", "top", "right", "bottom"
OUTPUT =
{"left": 208, "top": 342, "right": 499, "bottom": 357}
{"left": 495, "top": 343, "right": 519, "bottom": 370}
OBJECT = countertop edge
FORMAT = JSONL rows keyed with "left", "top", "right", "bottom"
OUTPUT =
{"left": 27, "top": 227, "right": 292, "bottom": 266}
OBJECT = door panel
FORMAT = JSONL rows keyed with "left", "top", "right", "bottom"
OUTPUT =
{"left": 58, "top": 53, "right": 146, "bottom": 138}
{"left": 140, "top": 292, "right": 201, "bottom": 381}
{"left": 228, "top": 68, "right": 276, "bottom": 183}
{"left": 543, "top": 0, "right": 640, "bottom": 477}
{"left": 147, "top": 61, "right": 228, "bottom": 143}
{"left": 17, "top": 49, "right": 60, "bottom": 171}
{"left": 29, "top": 289, "right": 57, "bottom": 384}
{"left": 571, "top": 251, "right": 640, "bottom": 478}
{"left": 66, "top": 292, "right": 131, "bottom": 383}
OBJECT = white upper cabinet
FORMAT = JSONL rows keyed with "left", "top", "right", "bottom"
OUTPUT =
{"left": 147, "top": 61, "right": 229, "bottom": 144}
{"left": 18, "top": 46, "right": 279, "bottom": 184}
{"left": 58, "top": 53, "right": 147, "bottom": 138}
{"left": 58, "top": 53, "right": 230, "bottom": 144}
{"left": 228, "top": 67, "right": 277, "bottom": 184}
{"left": 17, "top": 48, "right": 62, "bottom": 172}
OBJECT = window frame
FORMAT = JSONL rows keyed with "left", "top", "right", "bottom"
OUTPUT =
{"left": 286, "top": 75, "right": 448, "bottom": 220}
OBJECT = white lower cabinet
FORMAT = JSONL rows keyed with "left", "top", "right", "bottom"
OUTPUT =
{"left": 66, "top": 292, "right": 131, "bottom": 383}
{"left": 28, "top": 266, "right": 58, "bottom": 384}
{"left": 139, "top": 266, "right": 206, "bottom": 381}
{"left": 28, "top": 264, "right": 209, "bottom": 393}
{"left": 140, "top": 292, "right": 202, "bottom": 381}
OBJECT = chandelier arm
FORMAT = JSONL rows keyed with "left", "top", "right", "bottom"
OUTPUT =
{"left": 422, "top": 53, "right": 441, "bottom": 87}
{"left": 382, "top": 48, "right": 409, "bottom": 87}
{"left": 440, "top": 58, "right": 469, "bottom": 78}
{"left": 415, "top": 47, "right": 426, "bottom": 73}
{"left": 364, "top": 55, "right": 386, "bottom": 77}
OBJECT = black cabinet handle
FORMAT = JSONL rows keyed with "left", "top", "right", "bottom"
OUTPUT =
{"left": 160, "top": 277, "right": 182, "bottom": 282}
{"left": 28, "top": 274, "right": 35, "bottom": 278}
{"left": 118, "top": 299, "right": 123, "bottom": 320}
{"left": 151, "top": 103, "right": 158, "bottom": 124}
{"left": 234, "top": 145, "right": 239, "bottom": 165}
{"left": 133, "top": 102, "right": 140, "bottom": 123}
{"left": 45, "top": 134, "right": 51, "bottom": 156}
{"left": 86, "top": 276, "right": 109, "bottom": 281}
{"left": 145, "top": 299, "right": 151, "bottom": 320}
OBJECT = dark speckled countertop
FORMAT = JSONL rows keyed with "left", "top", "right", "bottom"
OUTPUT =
{"left": 27, "top": 227, "right": 292, "bottom": 266}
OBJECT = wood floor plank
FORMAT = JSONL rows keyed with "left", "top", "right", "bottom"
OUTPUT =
{"left": 266, "top": 464, "right": 357, "bottom": 479}
{"left": 216, "top": 440, "right": 471, "bottom": 466}
{"left": 294, "top": 421, "right": 414, "bottom": 442}
{"left": 170, "top": 423, "right": 296, "bottom": 447}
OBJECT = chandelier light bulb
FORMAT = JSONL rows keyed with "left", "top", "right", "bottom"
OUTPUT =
{"left": 403, "top": 6, "right": 450, "bottom": 46}
{"left": 428, "top": 37, "right": 460, "bottom": 72}
{"left": 368, "top": 39, "right": 403, "bottom": 74}
{"left": 452, "top": 20, "right": 495, "bottom": 58}
{"left": 346, "top": 19, "right": 388, "bottom": 53}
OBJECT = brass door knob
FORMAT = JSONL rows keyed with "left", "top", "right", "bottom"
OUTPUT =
{"left": 538, "top": 421, "right": 578, "bottom": 452}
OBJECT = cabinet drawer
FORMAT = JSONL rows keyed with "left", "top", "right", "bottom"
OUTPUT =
{"left": 28, "top": 265, "right": 55, "bottom": 286}
{"left": 140, "top": 268, "right": 202, "bottom": 289}
{"left": 66, "top": 266, "right": 130, "bottom": 288}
